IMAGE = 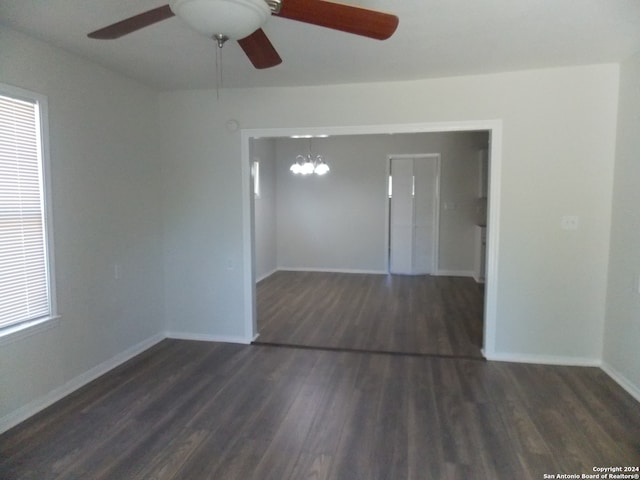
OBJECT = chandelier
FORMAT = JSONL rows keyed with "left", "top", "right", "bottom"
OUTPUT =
{"left": 289, "top": 138, "right": 330, "bottom": 176}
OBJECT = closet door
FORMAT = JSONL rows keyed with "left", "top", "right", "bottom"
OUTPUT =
{"left": 389, "top": 158, "right": 415, "bottom": 274}
{"left": 389, "top": 156, "right": 439, "bottom": 275}
{"left": 413, "top": 157, "right": 439, "bottom": 274}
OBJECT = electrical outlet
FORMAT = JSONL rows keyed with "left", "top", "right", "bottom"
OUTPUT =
{"left": 560, "top": 215, "right": 579, "bottom": 230}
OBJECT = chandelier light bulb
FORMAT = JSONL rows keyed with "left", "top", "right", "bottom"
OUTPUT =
{"left": 314, "top": 160, "right": 330, "bottom": 175}
{"left": 301, "top": 156, "right": 315, "bottom": 175}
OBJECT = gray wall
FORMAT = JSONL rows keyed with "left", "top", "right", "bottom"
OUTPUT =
{"left": 272, "top": 132, "right": 487, "bottom": 274}
{"left": 0, "top": 27, "right": 165, "bottom": 429}
{"left": 158, "top": 64, "right": 619, "bottom": 363}
{"left": 603, "top": 51, "right": 640, "bottom": 397}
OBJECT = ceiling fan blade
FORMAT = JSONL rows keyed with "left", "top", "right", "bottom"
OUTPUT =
{"left": 275, "top": 0, "right": 398, "bottom": 40}
{"left": 237, "top": 29, "right": 283, "bottom": 69}
{"left": 88, "top": 5, "right": 174, "bottom": 39}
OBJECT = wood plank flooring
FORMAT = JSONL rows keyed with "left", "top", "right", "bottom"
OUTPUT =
{"left": 256, "top": 271, "right": 484, "bottom": 358}
{"left": 1, "top": 340, "right": 638, "bottom": 479}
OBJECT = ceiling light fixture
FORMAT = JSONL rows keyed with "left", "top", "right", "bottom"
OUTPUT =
{"left": 290, "top": 139, "right": 330, "bottom": 176}
{"left": 169, "top": 0, "right": 273, "bottom": 41}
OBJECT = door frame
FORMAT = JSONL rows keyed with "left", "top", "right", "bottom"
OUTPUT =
{"left": 241, "top": 120, "right": 502, "bottom": 357}
{"left": 386, "top": 153, "right": 441, "bottom": 274}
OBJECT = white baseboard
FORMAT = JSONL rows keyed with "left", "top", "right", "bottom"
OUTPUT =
{"left": 436, "top": 269, "right": 475, "bottom": 278}
{"left": 485, "top": 351, "right": 601, "bottom": 367}
{"left": 601, "top": 361, "right": 640, "bottom": 403}
{"left": 277, "top": 267, "right": 387, "bottom": 275}
{"left": 256, "top": 269, "right": 278, "bottom": 283}
{"left": 1, "top": 330, "right": 258, "bottom": 434}
{"left": 0, "top": 332, "right": 165, "bottom": 435}
{"left": 165, "top": 331, "right": 253, "bottom": 345}
{"left": 5, "top": 331, "right": 634, "bottom": 438}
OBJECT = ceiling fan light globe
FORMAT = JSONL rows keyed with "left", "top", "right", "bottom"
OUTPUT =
{"left": 169, "top": 0, "right": 270, "bottom": 40}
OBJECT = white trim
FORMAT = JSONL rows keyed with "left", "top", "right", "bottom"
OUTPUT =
{"left": 0, "top": 332, "right": 165, "bottom": 434}
{"left": 0, "top": 315, "right": 61, "bottom": 346}
{"left": 433, "top": 157, "right": 441, "bottom": 275}
{"left": 242, "top": 121, "right": 498, "bottom": 139}
{"left": 241, "top": 120, "right": 502, "bottom": 357}
{"left": 0, "top": 83, "right": 57, "bottom": 332}
{"left": 385, "top": 159, "right": 391, "bottom": 270}
{"left": 165, "top": 331, "right": 253, "bottom": 345}
{"left": 256, "top": 268, "right": 278, "bottom": 283}
{"left": 3, "top": 331, "right": 635, "bottom": 436}
{"left": 482, "top": 126, "right": 501, "bottom": 358}
{"left": 241, "top": 134, "right": 255, "bottom": 345}
{"left": 601, "top": 361, "right": 640, "bottom": 403}
{"left": 277, "top": 267, "right": 388, "bottom": 275}
{"left": 435, "top": 270, "right": 475, "bottom": 278}
{"left": 485, "top": 351, "right": 601, "bottom": 367}
{"left": 39, "top": 86, "right": 57, "bottom": 324}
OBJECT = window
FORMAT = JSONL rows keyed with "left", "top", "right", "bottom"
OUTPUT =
{"left": 0, "top": 84, "right": 55, "bottom": 337}
{"left": 252, "top": 159, "right": 260, "bottom": 199}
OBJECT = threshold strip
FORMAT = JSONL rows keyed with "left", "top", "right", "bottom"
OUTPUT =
{"left": 251, "top": 341, "right": 486, "bottom": 361}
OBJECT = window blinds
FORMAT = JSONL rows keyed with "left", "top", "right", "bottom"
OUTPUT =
{"left": 0, "top": 93, "right": 50, "bottom": 329}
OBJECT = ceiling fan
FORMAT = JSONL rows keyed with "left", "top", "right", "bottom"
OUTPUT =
{"left": 88, "top": 0, "right": 399, "bottom": 69}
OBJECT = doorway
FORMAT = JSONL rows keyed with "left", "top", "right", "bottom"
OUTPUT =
{"left": 241, "top": 121, "right": 502, "bottom": 358}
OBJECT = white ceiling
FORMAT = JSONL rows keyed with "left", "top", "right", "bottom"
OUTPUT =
{"left": 1, "top": 0, "right": 639, "bottom": 90}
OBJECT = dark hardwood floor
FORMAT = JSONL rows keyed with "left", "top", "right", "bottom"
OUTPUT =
{"left": 1, "top": 339, "right": 638, "bottom": 479}
{"left": 256, "top": 271, "right": 484, "bottom": 358}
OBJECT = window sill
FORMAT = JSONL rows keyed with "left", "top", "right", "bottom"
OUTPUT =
{"left": 0, "top": 315, "right": 61, "bottom": 346}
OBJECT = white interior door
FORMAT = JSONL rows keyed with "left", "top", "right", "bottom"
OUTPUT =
{"left": 412, "top": 157, "right": 439, "bottom": 274}
{"left": 389, "top": 155, "right": 439, "bottom": 275}
{"left": 389, "top": 158, "right": 414, "bottom": 274}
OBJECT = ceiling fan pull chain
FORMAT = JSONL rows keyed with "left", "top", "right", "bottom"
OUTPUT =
{"left": 213, "top": 34, "right": 228, "bottom": 99}
{"left": 215, "top": 41, "right": 221, "bottom": 99}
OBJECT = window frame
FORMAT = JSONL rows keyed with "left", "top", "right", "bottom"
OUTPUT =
{"left": 0, "top": 83, "right": 58, "bottom": 345}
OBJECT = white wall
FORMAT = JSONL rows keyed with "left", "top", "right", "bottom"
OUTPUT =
{"left": 158, "top": 63, "right": 619, "bottom": 362}
{"left": 274, "top": 132, "right": 487, "bottom": 274}
{"left": 0, "top": 27, "right": 165, "bottom": 430}
{"left": 251, "top": 138, "right": 277, "bottom": 281}
{"left": 603, "top": 52, "right": 640, "bottom": 399}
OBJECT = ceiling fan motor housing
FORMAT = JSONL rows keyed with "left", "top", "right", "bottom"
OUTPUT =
{"left": 169, "top": 0, "right": 271, "bottom": 40}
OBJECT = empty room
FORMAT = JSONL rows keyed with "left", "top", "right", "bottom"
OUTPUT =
{"left": 252, "top": 131, "right": 489, "bottom": 358}
{"left": 1, "top": 0, "right": 640, "bottom": 478}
